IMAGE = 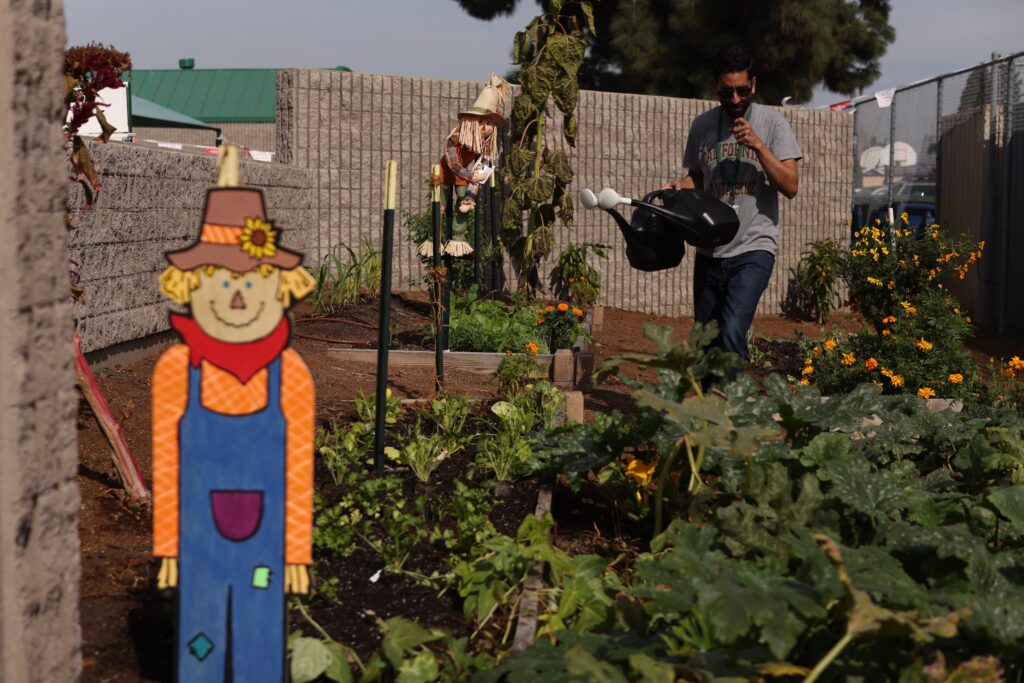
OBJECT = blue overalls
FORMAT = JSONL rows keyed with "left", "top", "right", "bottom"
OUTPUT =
{"left": 177, "top": 357, "right": 287, "bottom": 683}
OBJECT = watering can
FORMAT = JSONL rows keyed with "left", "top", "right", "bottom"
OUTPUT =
{"left": 579, "top": 187, "right": 740, "bottom": 272}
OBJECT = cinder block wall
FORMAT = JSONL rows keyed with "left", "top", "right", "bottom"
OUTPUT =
{"left": 277, "top": 68, "right": 853, "bottom": 315}
{"left": 0, "top": 3, "right": 83, "bottom": 681}
{"left": 67, "top": 143, "right": 315, "bottom": 353}
{"left": 133, "top": 121, "right": 276, "bottom": 151}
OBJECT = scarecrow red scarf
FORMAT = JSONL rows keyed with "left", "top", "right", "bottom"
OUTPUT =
{"left": 170, "top": 314, "right": 290, "bottom": 384}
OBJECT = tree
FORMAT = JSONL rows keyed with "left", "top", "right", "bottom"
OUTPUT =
{"left": 450, "top": 0, "right": 894, "bottom": 104}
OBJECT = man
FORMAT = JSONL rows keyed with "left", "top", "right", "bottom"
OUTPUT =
{"left": 664, "top": 46, "right": 801, "bottom": 371}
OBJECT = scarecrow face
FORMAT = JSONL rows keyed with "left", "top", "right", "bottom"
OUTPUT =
{"left": 191, "top": 267, "right": 284, "bottom": 343}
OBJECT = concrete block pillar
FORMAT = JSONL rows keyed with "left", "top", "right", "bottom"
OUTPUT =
{"left": 0, "top": 3, "right": 83, "bottom": 682}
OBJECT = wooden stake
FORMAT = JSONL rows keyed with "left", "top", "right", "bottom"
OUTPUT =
{"left": 74, "top": 333, "right": 150, "bottom": 503}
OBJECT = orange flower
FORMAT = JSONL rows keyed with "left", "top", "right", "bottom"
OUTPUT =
{"left": 572, "top": 307, "right": 583, "bottom": 317}
{"left": 535, "top": 309, "right": 543, "bottom": 315}
{"left": 812, "top": 346, "right": 822, "bottom": 356}
{"left": 917, "top": 387, "right": 936, "bottom": 399}
{"left": 841, "top": 352, "right": 856, "bottom": 366}
{"left": 545, "top": 305, "right": 554, "bottom": 313}
{"left": 881, "top": 368, "right": 894, "bottom": 378}
{"left": 568, "top": 277, "right": 575, "bottom": 283}
{"left": 865, "top": 357, "right": 878, "bottom": 371}
{"left": 890, "top": 374, "right": 905, "bottom": 387}
{"left": 799, "top": 378, "right": 810, "bottom": 385}
{"left": 802, "top": 365, "right": 814, "bottom": 376}
{"left": 557, "top": 302, "right": 569, "bottom": 312}
{"left": 1010, "top": 356, "right": 1024, "bottom": 371}
{"left": 537, "top": 317, "right": 545, "bottom": 325}
{"left": 524, "top": 342, "right": 538, "bottom": 356}
{"left": 948, "top": 373, "right": 964, "bottom": 384}
{"left": 824, "top": 340, "right": 838, "bottom": 351}
{"left": 882, "top": 316, "right": 897, "bottom": 324}
{"left": 882, "top": 329, "right": 891, "bottom": 336}
{"left": 915, "top": 338, "right": 933, "bottom": 352}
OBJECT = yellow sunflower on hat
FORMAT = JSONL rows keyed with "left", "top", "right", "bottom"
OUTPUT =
{"left": 240, "top": 217, "right": 278, "bottom": 260}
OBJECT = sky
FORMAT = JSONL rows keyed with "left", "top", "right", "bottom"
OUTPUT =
{"left": 64, "top": 0, "right": 1024, "bottom": 109}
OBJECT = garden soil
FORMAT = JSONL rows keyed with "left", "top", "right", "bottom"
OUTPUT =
{"left": 76, "top": 297, "right": 1020, "bottom": 681}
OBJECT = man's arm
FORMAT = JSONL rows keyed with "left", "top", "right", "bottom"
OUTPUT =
{"left": 732, "top": 117, "right": 799, "bottom": 199}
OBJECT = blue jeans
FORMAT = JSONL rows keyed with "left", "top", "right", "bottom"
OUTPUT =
{"left": 693, "top": 250, "right": 775, "bottom": 362}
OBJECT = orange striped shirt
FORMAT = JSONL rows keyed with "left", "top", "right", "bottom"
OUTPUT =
{"left": 152, "top": 344, "right": 314, "bottom": 565}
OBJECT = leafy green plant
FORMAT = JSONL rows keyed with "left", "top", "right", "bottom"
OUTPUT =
{"left": 316, "top": 423, "right": 366, "bottom": 486}
{"left": 491, "top": 398, "right": 539, "bottom": 438}
{"left": 551, "top": 242, "right": 609, "bottom": 306}
{"left": 502, "top": 1, "right": 593, "bottom": 291}
{"left": 493, "top": 352, "right": 544, "bottom": 398}
{"left": 423, "top": 480, "right": 497, "bottom": 561}
{"left": 389, "top": 427, "right": 453, "bottom": 485}
{"left": 525, "top": 381, "right": 565, "bottom": 430}
{"left": 477, "top": 430, "right": 534, "bottom": 483}
{"left": 791, "top": 238, "right": 843, "bottom": 323}
{"left": 448, "top": 290, "right": 548, "bottom": 353}
{"left": 354, "top": 388, "right": 402, "bottom": 429}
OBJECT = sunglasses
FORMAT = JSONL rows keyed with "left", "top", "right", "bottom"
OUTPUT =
{"left": 717, "top": 85, "right": 752, "bottom": 98}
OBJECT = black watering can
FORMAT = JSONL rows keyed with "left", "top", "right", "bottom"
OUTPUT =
{"left": 580, "top": 187, "right": 740, "bottom": 272}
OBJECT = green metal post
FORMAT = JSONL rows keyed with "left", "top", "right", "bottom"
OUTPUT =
{"left": 431, "top": 165, "right": 444, "bottom": 390}
{"left": 373, "top": 160, "right": 397, "bottom": 475}
{"left": 442, "top": 187, "right": 453, "bottom": 351}
{"left": 488, "top": 175, "right": 500, "bottom": 294}
{"left": 474, "top": 193, "right": 482, "bottom": 291}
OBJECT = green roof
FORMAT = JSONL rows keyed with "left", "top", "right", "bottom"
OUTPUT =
{"left": 131, "top": 94, "right": 219, "bottom": 129}
{"left": 129, "top": 69, "right": 278, "bottom": 123}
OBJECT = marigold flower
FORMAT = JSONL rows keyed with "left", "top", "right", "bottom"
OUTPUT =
{"left": 572, "top": 307, "right": 583, "bottom": 317}
{"left": 882, "top": 329, "right": 891, "bottom": 336}
{"left": 802, "top": 365, "right": 814, "bottom": 376}
{"left": 524, "top": 342, "right": 538, "bottom": 356}
{"left": 537, "top": 317, "right": 545, "bottom": 324}
{"left": 1005, "top": 368, "right": 1018, "bottom": 379}
{"left": 881, "top": 368, "right": 893, "bottom": 378}
{"left": 901, "top": 211, "right": 909, "bottom": 224}
{"left": 882, "top": 316, "right": 897, "bottom": 324}
{"left": 917, "top": 387, "right": 936, "bottom": 399}
{"left": 799, "top": 378, "right": 811, "bottom": 385}
{"left": 841, "top": 352, "right": 856, "bottom": 366}
{"left": 545, "top": 305, "right": 554, "bottom": 312}
{"left": 568, "top": 277, "right": 575, "bottom": 283}
{"left": 948, "top": 373, "right": 964, "bottom": 384}
{"left": 812, "top": 346, "right": 822, "bottom": 356}
{"left": 557, "top": 302, "right": 569, "bottom": 312}
{"left": 865, "top": 357, "right": 878, "bottom": 371}
{"left": 916, "top": 338, "right": 933, "bottom": 352}
{"left": 824, "top": 340, "right": 838, "bottom": 351}
{"left": 867, "top": 276, "right": 883, "bottom": 287}
{"left": 890, "top": 374, "right": 905, "bottom": 387}
{"left": 1009, "top": 356, "right": 1024, "bottom": 371}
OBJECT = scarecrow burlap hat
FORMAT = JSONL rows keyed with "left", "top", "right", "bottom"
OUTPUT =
{"left": 459, "top": 74, "right": 509, "bottom": 126}
{"left": 166, "top": 187, "right": 302, "bottom": 271}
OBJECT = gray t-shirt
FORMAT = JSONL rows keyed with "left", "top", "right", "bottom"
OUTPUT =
{"left": 682, "top": 103, "right": 802, "bottom": 258}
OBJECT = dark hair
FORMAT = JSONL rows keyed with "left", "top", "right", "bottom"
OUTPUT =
{"left": 714, "top": 46, "right": 754, "bottom": 79}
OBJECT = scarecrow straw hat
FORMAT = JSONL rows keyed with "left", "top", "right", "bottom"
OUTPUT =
{"left": 460, "top": 74, "right": 509, "bottom": 126}
{"left": 166, "top": 187, "right": 302, "bottom": 271}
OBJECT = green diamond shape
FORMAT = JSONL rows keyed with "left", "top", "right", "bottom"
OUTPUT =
{"left": 251, "top": 565, "right": 272, "bottom": 589}
{"left": 188, "top": 632, "right": 214, "bottom": 661}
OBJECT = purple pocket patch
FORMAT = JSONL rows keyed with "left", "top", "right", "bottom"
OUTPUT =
{"left": 209, "top": 490, "right": 264, "bottom": 541}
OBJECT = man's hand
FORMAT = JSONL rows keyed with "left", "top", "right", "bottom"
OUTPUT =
{"left": 157, "top": 557, "right": 178, "bottom": 589}
{"left": 731, "top": 118, "right": 765, "bottom": 153}
{"left": 662, "top": 175, "right": 698, "bottom": 191}
{"left": 285, "top": 564, "right": 310, "bottom": 594}
{"left": 471, "top": 169, "right": 490, "bottom": 183}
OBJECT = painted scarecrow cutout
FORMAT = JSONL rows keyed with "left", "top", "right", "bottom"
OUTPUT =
{"left": 153, "top": 184, "right": 316, "bottom": 682}
{"left": 419, "top": 74, "right": 508, "bottom": 259}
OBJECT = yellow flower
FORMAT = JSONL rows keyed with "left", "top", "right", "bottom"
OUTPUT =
{"left": 916, "top": 338, "right": 933, "bottom": 352}
{"left": 917, "top": 387, "right": 936, "bottom": 399}
{"left": 887, "top": 281, "right": 895, "bottom": 290}
{"left": 572, "top": 307, "right": 584, "bottom": 317}
{"left": 624, "top": 457, "right": 657, "bottom": 486}
{"left": 799, "top": 378, "right": 810, "bottom": 385}
{"left": 865, "top": 357, "right": 878, "bottom": 371}
{"left": 802, "top": 365, "right": 814, "bottom": 376}
{"left": 890, "top": 374, "right": 905, "bottom": 387}
{"left": 901, "top": 211, "right": 909, "bottom": 224}
{"left": 881, "top": 368, "right": 894, "bottom": 378}
{"left": 239, "top": 218, "right": 278, "bottom": 260}
{"left": 824, "top": 340, "right": 838, "bottom": 351}
{"left": 867, "top": 276, "right": 883, "bottom": 287}
{"left": 1009, "top": 356, "right": 1024, "bottom": 371}
{"left": 841, "top": 352, "right": 856, "bottom": 366}
{"left": 948, "top": 373, "right": 964, "bottom": 384}
{"left": 557, "top": 302, "right": 569, "bottom": 312}
{"left": 524, "top": 342, "right": 538, "bottom": 356}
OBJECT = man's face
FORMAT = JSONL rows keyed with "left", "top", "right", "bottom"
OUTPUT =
{"left": 714, "top": 71, "right": 756, "bottom": 119}
{"left": 191, "top": 267, "right": 284, "bottom": 343}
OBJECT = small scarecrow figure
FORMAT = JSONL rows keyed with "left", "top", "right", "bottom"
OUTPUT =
{"left": 419, "top": 74, "right": 508, "bottom": 259}
{"left": 152, "top": 185, "right": 317, "bottom": 682}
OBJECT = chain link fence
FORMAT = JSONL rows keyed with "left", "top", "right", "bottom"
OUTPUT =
{"left": 852, "top": 51, "right": 1024, "bottom": 334}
